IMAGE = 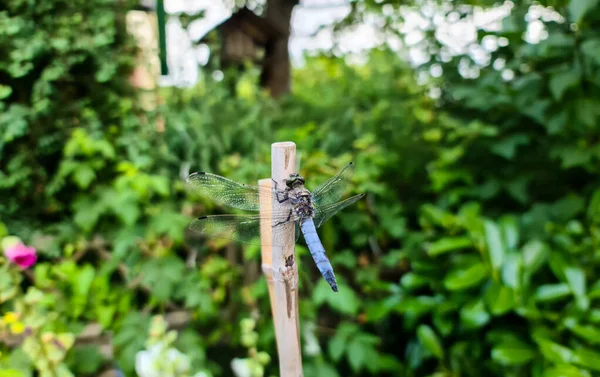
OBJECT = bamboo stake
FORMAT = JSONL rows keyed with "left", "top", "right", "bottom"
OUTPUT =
{"left": 259, "top": 142, "right": 303, "bottom": 377}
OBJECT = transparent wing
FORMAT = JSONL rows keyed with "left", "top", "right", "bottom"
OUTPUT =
{"left": 186, "top": 172, "right": 287, "bottom": 212}
{"left": 313, "top": 193, "right": 365, "bottom": 228}
{"left": 311, "top": 162, "right": 356, "bottom": 207}
{"left": 188, "top": 211, "right": 300, "bottom": 246}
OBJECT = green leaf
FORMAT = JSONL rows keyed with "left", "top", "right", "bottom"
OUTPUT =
{"left": 535, "top": 283, "right": 571, "bottom": 302}
{"left": 347, "top": 338, "right": 367, "bottom": 372}
{"left": 314, "top": 279, "right": 360, "bottom": 315}
{"left": 565, "top": 321, "right": 600, "bottom": 345}
{"left": 549, "top": 67, "right": 581, "bottom": 100}
{"left": 522, "top": 240, "right": 548, "bottom": 275}
{"left": 502, "top": 252, "right": 522, "bottom": 289}
{"left": 573, "top": 348, "right": 600, "bottom": 371}
{"left": 484, "top": 220, "right": 505, "bottom": 273}
{"left": 0, "top": 370, "right": 26, "bottom": 377}
{"left": 67, "top": 345, "right": 105, "bottom": 375}
{"left": 328, "top": 322, "right": 358, "bottom": 362}
{"left": 543, "top": 364, "right": 591, "bottom": 377}
{"left": 499, "top": 216, "right": 519, "bottom": 250}
{"left": 328, "top": 333, "right": 347, "bottom": 362}
{"left": 460, "top": 299, "right": 490, "bottom": 329}
{"left": 304, "top": 363, "right": 340, "bottom": 377}
{"left": 444, "top": 262, "right": 488, "bottom": 290}
{"left": 569, "top": 0, "right": 600, "bottom": 22}
{"left": 564, "top": 266, "right": 586, "bottom": 297}
{"left": 329, "top": 285, "right": 360, "bottom": 315}
{"left": 581, "top": 38, "right": 600, "bottom": 65}
{"left": 400, "top": 272, "right": 428, "bottom": 290}
{"left": 492, "top": 343, "right": 536, "bottom": 365}
{"left": 485, "top": 282, "right": 515, "bottom": 315}
{"left": 0, "top": 84, "right": 13, "bottom": 99}
{"left": 377, "top": 354, "right": 404, "bottom": 372}
{"left": 417, "top": 325, "right": 444, "bottom": 359}
{"left": 490, "top": 134, "right": 530, "bottom": 160}
{"left": 428, "top": 236, "right": 472, "bottom": 256}
{"left": 394, "top": 296, "right": 438, "bottom": 316}
{"left": 73, "top": 165, "right": 96, "bottom": 189}
{"left": 537, "top": 339, "right": 575, "bottom": 363}
{"left": 588, "top": 189, "right": 600, "bottom": 223}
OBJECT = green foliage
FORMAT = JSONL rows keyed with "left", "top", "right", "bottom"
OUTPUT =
{"left": 2, "top": 0, "right": 600, "bottom": 376}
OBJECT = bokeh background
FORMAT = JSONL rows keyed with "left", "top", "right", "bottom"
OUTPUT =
{"left": 1, "top": 0, "right": 600, "bottom": 376}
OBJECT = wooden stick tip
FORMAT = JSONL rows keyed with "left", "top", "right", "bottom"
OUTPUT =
{"left": 272, "top": 141, "right": 296, "bottom": 149}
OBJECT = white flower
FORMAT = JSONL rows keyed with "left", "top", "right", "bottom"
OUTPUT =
{"left": 231, "top": 358, "right": 251, "bottom": 377}
{"left": 167, "top": 347, "right": 191, "bottom": 374}
{"left": 135, "top": 347, "right": 161, "bottom": 377}
{"left": 135, "top": 342, "right": 191, "bottom": 377}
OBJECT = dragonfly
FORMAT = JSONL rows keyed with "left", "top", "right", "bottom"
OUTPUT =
{"left": 186, "top": 162, "right": 365, "bottom": 292}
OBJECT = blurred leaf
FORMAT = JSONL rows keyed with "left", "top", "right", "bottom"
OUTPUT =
{"left": 67, "top": 345, "right": 105, "bottom": 374}
{"left": 564, "top": 266, "right": 586, "bottom": 302}
{"left": 491, "top": 342, "right": 536, "bottom": 365}
{"left": 303, "top": 362, "right": 340, "bottom": 377}
{"left": 550, "top": 67, "right": 580, "bottom": 100}
{"left": 428, "top": 236, "right": 472, "bottom": 256}
{"left": 573, "top": 348, "right": 600, "bottom": 371}
{"left": 543, "top": 364, "right": 591, "bottom": 377}
{"left": 490, "top": 134, "right": 529, "bottom": 160}
{"left": 535, "top": 283, "right": 571, "bottom": 302}
{"left": 328, "top": 322, "right": 358, "bottom": 362}
{"left": 401, "top": 273, "right": 428, "bottom": 290}
{"left": 484, "top": 220, "right": 505, "bottom": 274}
{"left": 537, "top": 339, "right": 575, "bottom": 363}
{"left": 502, "top": 251, "right": 521, "bottom": 289}
{"left": 499, "top": 216, "right": 519, "bottom": 250}
{"left": 565, "top": 320, "right": 600, "bottom": 345}
{"left": 444, "top": 262, "right": 488, "bottom": 290}
{"left": 460, "top": 299, "right": 490, "bottom": 329}
{"left": 522, "top": 240, "right": 548, "bottom": 275}
{"left": 485, "top": 282, "right": 515, "bottom": 315}
{"left": 417, "top": 325, "right": 444, "bottom": 359}
{"left": 588, "top": 189, "right": 600, "bottom": 223}
{"left": 347, "top": 338, "right": 366, "bottom": 372}
{"left": 569, "top": 0, "right": 599, "bottom": 22}
{"left": 314, "top": 275, "right": 361, "bottom": 315}
{"left": 0, "top": 84, "right": 13, "bottom": 99}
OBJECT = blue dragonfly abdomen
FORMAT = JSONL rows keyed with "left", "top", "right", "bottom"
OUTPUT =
{"left": 300, "top": 218, "right": 338, "bottom": 292}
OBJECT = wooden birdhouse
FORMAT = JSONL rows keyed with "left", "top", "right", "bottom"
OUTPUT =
{"left": 200, "top": 2, "right": 298, "bottom": 98}
{"left": 203, "top": 7, "right": 286, "bottom": 65}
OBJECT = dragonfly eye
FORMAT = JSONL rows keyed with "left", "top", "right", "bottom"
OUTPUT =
{"left": 286, "top": 176, "right": 305, "bottom": 187}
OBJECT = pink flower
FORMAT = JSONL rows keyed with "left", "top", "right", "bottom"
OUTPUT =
{"left": 4, "top": 243, "right": 37, "bottom": 269}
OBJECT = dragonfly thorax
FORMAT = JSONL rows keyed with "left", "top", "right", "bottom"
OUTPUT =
{"left": 289, "top": 188, "right": 314, "bottom": 219}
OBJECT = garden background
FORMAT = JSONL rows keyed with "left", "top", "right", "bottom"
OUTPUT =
{"left": 1, "top": 0, "right": 600, "bottom": 376}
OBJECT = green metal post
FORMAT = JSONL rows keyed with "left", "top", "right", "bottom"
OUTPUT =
{"left": 156, "top": 0, "right": 168, "bottom": 75}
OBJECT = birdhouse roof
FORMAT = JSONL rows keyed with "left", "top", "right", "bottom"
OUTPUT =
{"left": 198, "top": 7, "right": 287, "bottom": 45}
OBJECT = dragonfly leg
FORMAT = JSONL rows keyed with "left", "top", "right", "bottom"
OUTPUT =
{"left": 271, "top": 179, "right": 290, "bottom": 203}
{"left": 273, "top": 209, "right": 293, "bottom": 227}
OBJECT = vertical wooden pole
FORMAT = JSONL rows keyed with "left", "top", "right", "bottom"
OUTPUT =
{"left": 259, "top": 178, "right": 278, "bottom": 326}
{"left": 259, "top": 142, "right": 303, "bottom": 377}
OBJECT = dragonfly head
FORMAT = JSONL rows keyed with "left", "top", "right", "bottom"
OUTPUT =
{"left": 286, "top": 173, "right": 305, "bottom": 188}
